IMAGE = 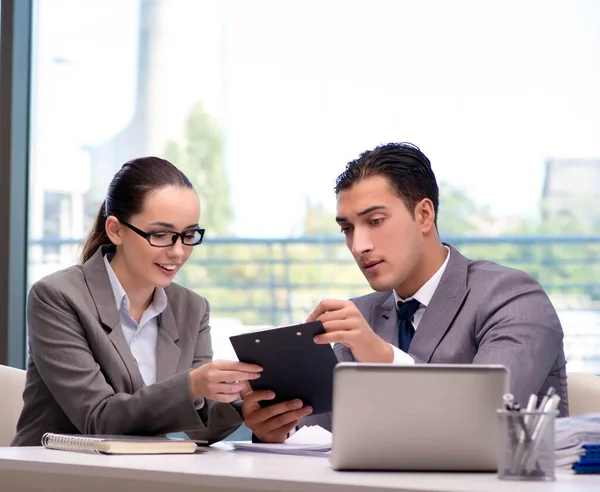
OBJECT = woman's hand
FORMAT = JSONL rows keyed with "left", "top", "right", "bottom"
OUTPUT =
{"left": 189, "top": 360, "right": 262, "bottom": 403}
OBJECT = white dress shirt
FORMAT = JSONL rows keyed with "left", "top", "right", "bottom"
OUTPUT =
{"left": 389, "top": 246, "right": 451, "bottom": 364}
{"left": 103, "top": 254, "right": 167, "bottom": 386}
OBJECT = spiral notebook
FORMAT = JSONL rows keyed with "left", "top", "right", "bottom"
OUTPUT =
{"left": 41, "top": 433, "right": 202, "bottom": 455}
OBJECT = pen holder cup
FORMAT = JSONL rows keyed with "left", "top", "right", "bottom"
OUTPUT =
{"left": 496, "top": 409, "right": 557, "bottom": 481}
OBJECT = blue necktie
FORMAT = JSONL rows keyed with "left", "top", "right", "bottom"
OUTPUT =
{"left": 397, "top": 299, "right": 420, "bottom": 353}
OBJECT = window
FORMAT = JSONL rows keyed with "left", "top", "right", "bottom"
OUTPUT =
{"left": 42, "top": 191, "right": 72, "bottom": 259}
{"left": 27, "top": 0, "right": 600, "bottom": 370}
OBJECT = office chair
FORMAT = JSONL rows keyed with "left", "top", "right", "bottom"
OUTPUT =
{"left": 567, "top": 372, "right": 600, "bottom": 416}
{"left": 0, "top": 364, "right": 26, "bottom": 446}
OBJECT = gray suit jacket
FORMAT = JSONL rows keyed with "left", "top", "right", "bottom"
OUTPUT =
{"left": 306, "top": 244, "right": 568, "bottom": 430}
{"left": 12, "top": 246, "right": 242, "bottom": 446}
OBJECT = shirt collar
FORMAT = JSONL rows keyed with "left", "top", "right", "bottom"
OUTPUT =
{"left": 394, "top": 245, "right": 451, "bottom": 308}
{"left": 103, "top": 253, "right": 168, "bottom": 315}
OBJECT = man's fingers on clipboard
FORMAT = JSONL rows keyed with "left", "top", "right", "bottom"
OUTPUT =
{"left": 314, "top": 330, "right": 352, "bottom": 345}
{"left": 261, "top": 399, "right": 305, "bottom": 420}
{"left": 273, "top": 420, "right": 301, "bottom": 439}
{"left": 311, "top": 309, "right": 352, "bottom": 324}
{"left": 253, "top": 419, "right": 300, "bottom": 443}
{"left": 241, "top": 390, "right": 275, "bottom": 412}
{"left": 320, "top": 320, "right": 353, "bottom": 333}
{"left": 245, "top": 400, "right": 311, "bottom": 433}
{"left": 261, "top": 416, "right": 304, "bottom": 435}
{"left": 306, "top": 299, "right": 348, "bottom": 321}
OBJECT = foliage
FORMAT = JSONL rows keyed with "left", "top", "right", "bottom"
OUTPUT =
{"left": 165, "top": 108, "right": 600, "bottom": 324}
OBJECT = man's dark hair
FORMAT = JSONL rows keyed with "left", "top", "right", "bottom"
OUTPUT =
{"left": 335, "top": 142, "right": 439, "bottom": 225}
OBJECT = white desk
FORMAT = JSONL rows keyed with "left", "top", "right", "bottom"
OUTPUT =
{"left": 0, "top": 445, "right": 599, "bottom": 492}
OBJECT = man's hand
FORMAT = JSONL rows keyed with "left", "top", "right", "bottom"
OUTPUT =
{"left": 242, "top": 390, "right": 313, "bottom": 443}
{"left": 307, "top": 299, "right": 393, "bottom": 362}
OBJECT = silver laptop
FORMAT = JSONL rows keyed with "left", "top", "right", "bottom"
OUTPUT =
{"left": 330, "top": 363, "right": 510, "bottom": 471}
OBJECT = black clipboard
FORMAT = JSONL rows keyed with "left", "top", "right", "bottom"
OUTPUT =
{"left": 229, "top": 321, "right": 338, "bottom": 415}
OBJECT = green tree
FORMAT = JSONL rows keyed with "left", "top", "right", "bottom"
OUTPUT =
{"left": 164, "top": 102, "right": 303, "bottom": 324}
{"left": 164, "top": 102, "right": 232, "bottom": 235}
{"left": 437, "top": 181, "right": 492, "bottom": 236}
{"left": 301, "top": 197, "right": 339, "bottom": 236}
{"left": 501, "top": 199, "right": 600, "bottom": 301}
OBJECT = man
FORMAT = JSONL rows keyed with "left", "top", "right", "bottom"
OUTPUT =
{"left": 242, "top": 142, "right": 568, "bottom": 442}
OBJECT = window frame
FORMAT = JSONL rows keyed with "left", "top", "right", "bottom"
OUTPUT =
{"left": 0, "top": 0, "right": 33, "bottom": 368}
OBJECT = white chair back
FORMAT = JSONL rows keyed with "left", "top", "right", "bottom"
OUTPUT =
{"left": 0, "top": 364, "right": 26, "bottom": 446}
{"left": 567, "top": 372, "right": 600, "bottom": 416}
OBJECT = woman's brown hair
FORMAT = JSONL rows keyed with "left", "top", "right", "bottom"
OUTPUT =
{"left": 80, "top": 157, "right": 193, "bottom": 263}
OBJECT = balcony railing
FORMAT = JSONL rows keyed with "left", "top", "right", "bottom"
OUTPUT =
{"left": 28, "top": 235, "right": 600, "bottom": 324}
{"left": 26, "top": 235, "right": 600, "bottom": 372}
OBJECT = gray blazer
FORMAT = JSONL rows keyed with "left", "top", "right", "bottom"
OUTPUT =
{"left": 12, "top": 245, "right": 242, "bottom": 446}
{"left": 306, "top": 244, "right": 568, "bottom": 430}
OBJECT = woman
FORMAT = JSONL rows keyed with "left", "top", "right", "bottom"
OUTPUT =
{"left": 12, "top": 157, "right": 261, "bottom": 446}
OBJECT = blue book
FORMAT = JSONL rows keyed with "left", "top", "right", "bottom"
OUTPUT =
{"left": 572, "top": 444, "right": 600, "bottom": 473}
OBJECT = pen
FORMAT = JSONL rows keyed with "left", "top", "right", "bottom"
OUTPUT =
{"left": 528, "top": 387, "right": 555, "bottom": 438}
{"left": 521, "top": 394, "right": 561, "bottom": 473}
{"left": 511, "top": 410, "right": 529, "bottom": 473}
{"left": 509, "top": 392, "right": 544, "bottom": 474}
{"left": 502, "top": 393, "right": 524, "bottom": 473}
{"left": 515, "top": 414, "right": 531, "bottom": 442}
{"left": 519, "top": 394, "right": 538, "bottom": 442}
{"left": 535, "top": 387, "right": 555, "bottom": 416}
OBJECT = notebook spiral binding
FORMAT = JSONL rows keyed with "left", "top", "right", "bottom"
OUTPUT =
{"left": 41, "top": 433, "right": 102, "bottom": 454}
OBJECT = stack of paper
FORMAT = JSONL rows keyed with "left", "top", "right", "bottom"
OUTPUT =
{"left": 230, "top": 425, "right": 332, "bottom": 457}
{"left": 555, "top": 414, "right": 600, "bottom": 472}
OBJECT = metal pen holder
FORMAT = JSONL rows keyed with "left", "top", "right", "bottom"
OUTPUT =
{"left": 496, "top": 409, "right": 557, "bottom": 481}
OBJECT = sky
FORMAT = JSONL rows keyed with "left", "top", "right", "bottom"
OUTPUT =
{"left": 32, "top": 0, "right": 600, "bottom": 237}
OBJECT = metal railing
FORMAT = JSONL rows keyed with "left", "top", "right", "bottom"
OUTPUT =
{"left": 28, "top": 235, "right": 600, "bottom": 326}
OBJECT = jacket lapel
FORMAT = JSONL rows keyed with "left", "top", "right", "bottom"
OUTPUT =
{"left": 371, "top": 293, "right": 399, "bottom": 346}
{"left": 83, "top": 245, "right": 146, "bottom": 391}
{"left": 156, "top": 303, "right": 181, "bottom": 382}
{"left": 409, "top": 244, "right": 470, "bottom": 362}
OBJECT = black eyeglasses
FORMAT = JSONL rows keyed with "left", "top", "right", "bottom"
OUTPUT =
{"left": 119, "top": 220, "right": 205, "bottom": 248}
